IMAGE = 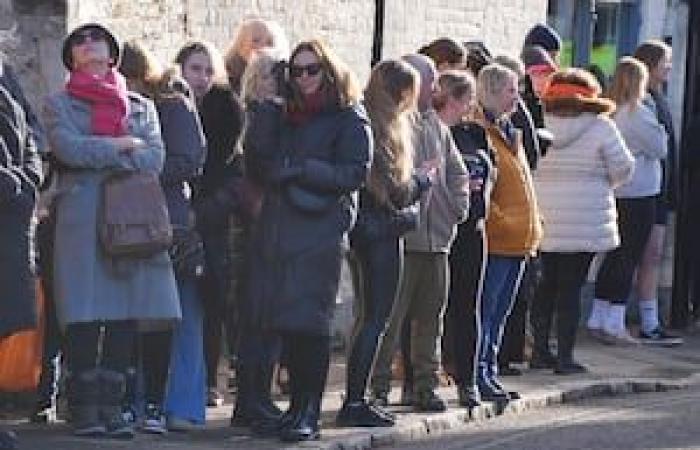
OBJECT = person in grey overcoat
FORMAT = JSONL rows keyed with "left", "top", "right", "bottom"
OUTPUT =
{"left": 43, "top": 23, "right": 180, "bottom": 439}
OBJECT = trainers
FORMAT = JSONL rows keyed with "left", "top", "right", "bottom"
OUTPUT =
{"left": 413, "top": 389, "right": 446, "bottom": 412}
{"left": 638, "top": 327, "right": 684, "bottom": 347}
{"left": 206, "top": 388, "right": 224, "bottom": 408}
{"left": 336, "top": 400, "right": 395, "bottom": 427}
{"left": 142, "top": 404, "right": 167, "bottom": 435}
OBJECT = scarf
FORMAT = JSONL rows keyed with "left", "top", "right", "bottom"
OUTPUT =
{"left": 287, "top": 89, "right": 331, "bottom": 126}
{"left": 484, "top": 108, "right": 517, "bottom": 148}
{"left": 66, "top": 68, "right": 130, "bottom": 136}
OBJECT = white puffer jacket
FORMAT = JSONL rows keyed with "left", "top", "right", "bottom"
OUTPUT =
{"left": 535, "top": 113, "right": 634, "bottom": 252}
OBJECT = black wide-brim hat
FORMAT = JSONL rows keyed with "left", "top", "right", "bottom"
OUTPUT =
{"left": 62, "top": 23, "right": 120, "bottom": 70}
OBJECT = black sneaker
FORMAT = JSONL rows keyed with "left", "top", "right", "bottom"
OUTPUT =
{"left": 554, "top": 361, "right": 587, "bottom": 375}
{"left": 413, "top": 389, "right": 446, "bottom": 412}
{"left": 336, "top": 400, "right": 395, "bottom": 427}
{"left": 529, "top": 351, "right": 557, "bottom": 369}
{"left": 457, "top": 386, "right": 480, "bottom": 408}
{"left": 638, "top": 327, "right": 684, "bottom": 347}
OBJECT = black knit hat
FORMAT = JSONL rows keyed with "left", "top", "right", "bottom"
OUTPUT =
{"left": 521, "top": 45, "right": 557, "bottom": 69}
{"left": 62, "top": 23, "right": 120, "bottom": 70}
{"left": 523, "top": 23, "right": 562, "bottom": 53}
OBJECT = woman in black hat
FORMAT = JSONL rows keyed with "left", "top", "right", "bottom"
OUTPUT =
{"left": 44, "top": 23, "right": 181, "bottom": 439}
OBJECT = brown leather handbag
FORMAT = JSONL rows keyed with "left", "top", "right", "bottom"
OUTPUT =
{"left": 99, "top": 171, "right": 173, "bottom": 257}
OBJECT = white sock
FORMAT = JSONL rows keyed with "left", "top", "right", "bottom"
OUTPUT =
{"left": 587, "top": 299, "right": 609, "bottom": 330}
{"left": 639, "top": 299, "right": 660, "bottom": 334}
{"left": 604, "top": 304, "right": 627, "bottom": 335}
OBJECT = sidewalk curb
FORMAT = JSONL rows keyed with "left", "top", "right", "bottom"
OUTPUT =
{"left": 319, "top": 374, "right": 700, "bottom": 450}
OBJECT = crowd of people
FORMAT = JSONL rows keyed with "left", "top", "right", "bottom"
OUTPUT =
{"left": 0, "top": 16, "right": 680, "bottom": 448}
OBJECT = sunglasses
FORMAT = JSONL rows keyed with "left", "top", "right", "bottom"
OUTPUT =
{"left": 73, "top": 28, "right": 107, "bottom": 45}
{"left": 290, "top": 63, "right": 322, "bottom": 78}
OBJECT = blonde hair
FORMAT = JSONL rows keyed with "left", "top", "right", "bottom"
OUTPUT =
{"left": 225, "top": 18, "right": 288, "bottom": 91}
{"left": 241, "top": 48, "right": 283, "bottom": 103}
{"left": 433, "top": 69, "right": 475, "bottom": 111}
{"left": 606, "top": 56, "right": 648, "bottom": 108}
{"left": 287, "top": 39, "right": 361, "bottom": 111}
{"left": 477, "top": 63, "right": 517, "bottom": 115}
{"left": 364, "top": 59, "right": 419, "bottom": 205}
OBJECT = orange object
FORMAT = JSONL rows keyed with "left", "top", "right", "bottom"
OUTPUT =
{"left": 0, "top": 280, "right": 45, "bottom": 392}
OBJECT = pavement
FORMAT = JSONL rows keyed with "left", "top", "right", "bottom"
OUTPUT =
{"left": 4, "top": 328, "right": 700, "bottom": 450}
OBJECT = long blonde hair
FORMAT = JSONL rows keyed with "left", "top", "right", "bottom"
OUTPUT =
{"left": 240, "top": 48, "right": 283, "bottom": 104}
{"left": 225, "top": 18, "right": 288, "bottom": 91}
{"left": 363, "top": 59, "right": 418, "bottom": 206}
{"left": 606, "top": 56, "right": 648, "bottom": 109}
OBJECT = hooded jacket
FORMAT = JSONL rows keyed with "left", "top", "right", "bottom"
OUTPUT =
{"left": 535, "top": 112, "right": 635, "bottom": 252}
{"left": 404, "top": 109, "right": 470, "bottom": 253}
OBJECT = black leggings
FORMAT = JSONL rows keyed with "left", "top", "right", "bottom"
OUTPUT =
{"left": 283, "top": 332, "right": 330, "bottom": 399}
{"left": 64, "top": 320, "right": 136, "bottom": 376}
{"left": 346, "top": 237, "right": 403, "bottom": 402}
{"left": 443, "top": 222, "right": 485, "bottom": 387}
{"left": 532, "top": 252, "right": 594, "bottom": 361}
{"left": 595, "top": 197, "right": 656, "bottom": 304}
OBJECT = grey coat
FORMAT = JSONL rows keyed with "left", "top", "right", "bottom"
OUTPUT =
{"left": 43, "top": 90, "right": 181, "bottom": 326}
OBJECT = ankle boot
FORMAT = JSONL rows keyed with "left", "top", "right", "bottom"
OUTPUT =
{"left": 99, "top": 370, "right": 134, "bottom": 439}
{"left": 279, "top": 392, "right": 320, "bottom": 442}
{"left": 68, "top": 369, "right": 105, "bottom": 437}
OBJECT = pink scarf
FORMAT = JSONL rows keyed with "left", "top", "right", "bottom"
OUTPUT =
{"left": 66, "top": 68, "right": 130, "bottom": 136}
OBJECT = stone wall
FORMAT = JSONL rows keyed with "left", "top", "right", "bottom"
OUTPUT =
{"left": 6, "top": 0, "right": 548, "bottom": 110}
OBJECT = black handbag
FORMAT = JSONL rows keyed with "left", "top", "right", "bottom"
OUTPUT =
{"left": 169, "top": 225, "right": 205, "bottom": 278}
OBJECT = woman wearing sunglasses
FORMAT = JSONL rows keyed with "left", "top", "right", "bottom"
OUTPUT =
{"left": 244, "top": 39, "right": 371, "bottom": 442}
{"left": 44, "top": 23, "right": 180, "bottom": 439}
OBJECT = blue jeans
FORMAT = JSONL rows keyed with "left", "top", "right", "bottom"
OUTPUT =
{"left": 165, "top": 278, "right": 206, "bottom": 424}
{"left": 477, "top": 255, "right": 525, "bottom": 387}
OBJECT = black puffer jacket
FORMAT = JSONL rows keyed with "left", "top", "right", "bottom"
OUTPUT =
{"left": 245, "top": 100, "right": 372, "bottom": 336}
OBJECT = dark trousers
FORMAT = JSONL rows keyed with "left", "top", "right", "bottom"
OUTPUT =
{"left": 595, "top": 197, "right": 656, "bottom": 303}
{"left": 36, "top": 217, "right": 62, "bottom": 409}
{"left": 346, "top": 237, "right": 403, "bottom": 402}
{"left": 283, "top": 332, "right": 330, "bottom": 416}
{"left": 443, "top": 222, "right": 485, "bottom": 387}
{"left": 531, "top": 252, "right": 594, "bottom": 362}
{"left": 140, "top": 330, "right": 172, "bottom": 406}
{"left": 201, "top": 232, "right": 230, "bottom": 388}
{"left": 499, "top": 256, "right": 541, "bottom": 366}
{"left": 64, "top": 320, "right": 136, "bottom": 376}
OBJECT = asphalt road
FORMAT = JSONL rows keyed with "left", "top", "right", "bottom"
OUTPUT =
{"left": 388, "top": 386, "right": 700, "bottom": 450}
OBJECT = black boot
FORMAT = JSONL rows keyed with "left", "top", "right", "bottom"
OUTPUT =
{"left": 99, "top": 370, "right": 134, "bottom": 439}
{"left": 279, "top": 392, "right": 320, "bottom": 442}
{"left": 232, "top": 362, "right": 283, "bottom": 428}
{"left": 68, "top": 369, "right": 105, "bottom": 437}
{"left": 554, "top": 305, "right": 586, "bottom": 376}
